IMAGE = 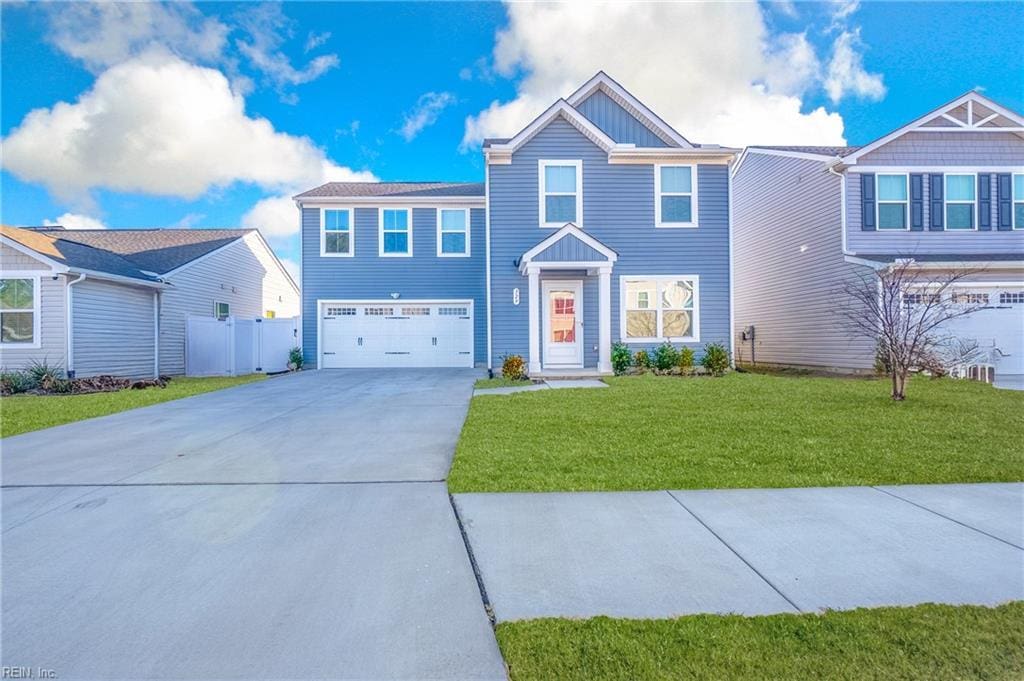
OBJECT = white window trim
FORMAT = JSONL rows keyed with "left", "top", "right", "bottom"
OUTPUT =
{"left": 618, "top": 275, "right": 700, "bottom": 343}
{"left": 378, "top": 207, "right": 413, "bottom": 257}
{"left": 1013, "top": 173, "right": 1024, "bottom": 230}
{"left": 437, "top": 207, "right": 472, "bottom": 258}
{"left": 944, "top": 172, "right": 978, "bottom": 231}
{"left": 0, "top": 271, "right": 42, "bottom": 349}
{"left": 655, "top": 164, "right": 698, "bottom": 228}
{"left": 320, "top": 207, "right": 354, "bottom": 258}
{"left": 214, "top": 301, "right": 231, "bottom": 319}
{"left": 875, "top": 173, "right": 910, "bottom": 231}
{"left": 538, "top": 159, "right": 583, "bottom": 228}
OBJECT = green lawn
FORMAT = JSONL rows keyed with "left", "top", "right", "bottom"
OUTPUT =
{"left": 496, "top": 603, "right": 1024, "bottom": 681}
{"left": 474, "top": 377, "right": 537, "bottom": 389}
{"left": 1, "top": 374, "right": 266, "bottom": 438}
{"left": 448, "top": 372, "right": 1024, "bottom": 492}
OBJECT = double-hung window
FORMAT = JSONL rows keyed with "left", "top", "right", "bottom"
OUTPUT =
{"left": 321, "top": 208, "right": 352, "bottom": 256}
{"left": 945, "top": 174, "right": 976, "bottom": 230}
{"left": 380, "top": 208, "right": 411, "bottom": 256}
{"left": 622, "top": 276, "right": 699, "bottom": 342}
{"left": 1014, "top": 174, "right": 1024, "bottom": 229}
{"left": 656, "top": 165, "right": 697, "bottom": 227}
{"left": 539, "top": 160, "right": 582, "bottom": 227}
{"left": 438, "top": 208, "right": 470, "bottom": 256}
{"left": 876, "top": 174, "right": 908, "bottom": 230}
{"left": 0, "top": 274, "right": 39, "bottom": 346}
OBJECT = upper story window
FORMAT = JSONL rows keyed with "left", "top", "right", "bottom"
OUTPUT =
{"left": 1014, "top": 174, "right": 1024, "bottom": 229}
{"left": 945, "top": 174, "right": 976, "bottom": 230}
{"left": 380, "top": 208, "right": 411, "bottom": 256}
{"left": 876, "top": 174, "right": 908, "bottom": 230}
{"left": 621, "top": 276, "right": 699, "bottom": 342}
{"left": 321, "top": 208, "right": 353, "bottom": 257}
{"left": 539, "top": 160, "right": 582, "bottom": 227}
{"left": 655, "top": 165, "right": 697, "bottom": 228}
{"left": 0, "top": 274, "right": 39, "bottom": 346}
{"left": 438, "top": 208, "right": 470, "bottom": 257}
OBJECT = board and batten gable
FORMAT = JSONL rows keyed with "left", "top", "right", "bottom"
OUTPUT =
{"left": 487, "top": 115, "right": 731, "bottom": 367}
{"left": 0, "top": 242, "right": 67, "bottom": 371}
{"left": 72, "top": 278, "right": 156, "bottom": 378}
{"left": 732, "top": 152, "right": 874, "bottom": 371}
{"left": 160, "top": 231, "right": 299, "bottom": 375}
{"left": 300, "top": 206, "right": 487, "bottom": 367}
{"left": 574, "top": 89, "right": 670, "bottom": 148}
{"left": 846, "top": 131, "right": 1024, "bottom": 255}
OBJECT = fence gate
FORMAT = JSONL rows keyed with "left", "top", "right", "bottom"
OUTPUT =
{"left": 186, "top": 315, "right": 299, "bottom": 377}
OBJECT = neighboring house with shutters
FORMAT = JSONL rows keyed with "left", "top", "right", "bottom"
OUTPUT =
{"left": 295, "top": 72, "right": 738, "bottom": 374}
{"left": 732, "top": 91, "right": 1024, "bottom": 384}
{"left": 0, "top": 226, "right": 298, "bottom": 378}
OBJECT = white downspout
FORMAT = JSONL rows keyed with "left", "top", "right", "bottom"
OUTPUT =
{"left": 828, "top": 163, "right": 852, "bottom": 256}
{"left": 484, "top": 161, "right": 493, "bottom": 371}
{"left": 153, "top": 290, "right": 160, "bottom": 378}
{"left": 65, "top": 273, "right": 86, "bottom": 377}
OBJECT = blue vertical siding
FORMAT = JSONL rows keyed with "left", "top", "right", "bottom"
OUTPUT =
{"left": 301, "top": 206, "right": 487, "bottom": 366}
{"left": 575, "top": 90, "right": 669, "bottom": 148}
{"left": 532, "top": 233, "right": 611, "bottom": 262}
{"left": 488, "top": 117, "right": 731, "bottom": 367}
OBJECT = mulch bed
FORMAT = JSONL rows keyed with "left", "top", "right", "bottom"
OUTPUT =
{"left": 6, "top": 375, "right": 171, "bottom": 397}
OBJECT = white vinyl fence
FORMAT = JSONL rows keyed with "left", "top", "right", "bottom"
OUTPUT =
{"left": 186, "top": 315, "right": 300, "bottom": 377}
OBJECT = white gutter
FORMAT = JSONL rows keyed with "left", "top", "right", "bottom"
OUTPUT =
{"left": 66, "top": 273, "right": 86, "bottom": 377}
{"left": 828, "top": 164, "right": 852, "bottom": 257}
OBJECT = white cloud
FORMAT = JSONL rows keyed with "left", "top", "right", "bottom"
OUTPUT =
{"left": 824, "top": 30, "right": 886, "bottom": 104}
{"left": 399, "top": 92, "right": 458, "bottom": 141}
{"left": 1, "top": 50, "right": 371, "bottom": 207}
{"left": 463, "top": 2, "right": 854, "bottom": 148}
{"left": 43, "top": 213, "right": 107, "bottom": 230}
{"left": 234, "top": 3, "right": 339, "bottom": 90}
{"left": 304, "top": 31, "right": 331, "bottom": 53}
{"left": 44, "top": 2, "right": 228, "bottom": 72}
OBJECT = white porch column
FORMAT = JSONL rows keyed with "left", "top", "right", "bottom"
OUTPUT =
{"left": 598, "top": 267, "right": 612, "bottom": 374}
{"left": 527, "top": 268, "right": 541, "bottom": 375}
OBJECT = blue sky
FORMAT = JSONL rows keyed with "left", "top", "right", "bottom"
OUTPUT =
{"left": 2, "top": 1, "right": 1022, "bottom": 274}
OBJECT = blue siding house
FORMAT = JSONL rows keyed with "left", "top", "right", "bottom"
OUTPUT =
{"left": 732, "top": 91, "right": 1024, "bottom": 385}
{"left": 295, "top": 72, "right": 738, "bottom": 374}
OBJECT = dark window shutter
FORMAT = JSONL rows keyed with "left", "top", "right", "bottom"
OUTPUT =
{"left": 997, "top": 173, "right": 1012, "bottom": 230}
{"left": 977, "top": 174, "right": 992, "bottom": 231}
{"left": 929, "top": 173, "right": 944, "bottom": 231}
{"left": 909, "top": 174, "right": 924, "bottom": 231}
{"left": 860, "top": 173, "right": 875, "bottom": 231}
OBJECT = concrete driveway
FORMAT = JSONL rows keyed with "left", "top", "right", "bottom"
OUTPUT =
{"left": 2, "top": 369, "right": 506, "bottom": 680}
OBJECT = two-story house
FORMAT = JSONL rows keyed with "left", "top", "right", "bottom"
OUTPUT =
{"left": 732, "top": 91, "right": 1024, "bottom": 383}
{"left": 295, "top": 72, "right": 737, "bottom": 374}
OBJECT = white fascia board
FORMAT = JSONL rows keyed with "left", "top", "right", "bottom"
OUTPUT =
{"left": 488, "top": 100, "right": 617, "bottom": 156}
{"left": 609, "top": 147, "right": 738, "bottom": 166}
{"left": 297, "top": 196, "right": 485, "bottom": 207}
{"left": 566, "top": 71, "right": 693, "bottom": 149}
{"left": 844, "top": 91, "right": 1024, "bottom": 164}
{"left": 731, "top": 147, "right": 838, "bottom": 178}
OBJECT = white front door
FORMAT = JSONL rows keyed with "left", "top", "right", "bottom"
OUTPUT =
{"left": 542, "top": 280, "right": 583, "bottom": 368}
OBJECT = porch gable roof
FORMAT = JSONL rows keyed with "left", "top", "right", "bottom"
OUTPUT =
{"left": 519, "top": 224, "right": 617, "bottom": 273}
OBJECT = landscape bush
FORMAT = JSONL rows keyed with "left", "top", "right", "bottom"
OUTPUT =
{"left": 678, "top": 346, "right": 695, "bottom": 371}
{"left": 610, "top": 342, "right": 632, "bottom": 375}
{"left": 652, "top": 342, "right": 680, "bottom": 371}
{"left": 288, "top": 346, "right": 304, "bottom": 370}
{"left": 701, "top": 342, "right": 731, "bottom": 377}
{"left": 633, "top": 349, "right": 652, "bottom": 371}
{"left": 501, "top": 354, "right": 527, "bottom": 380}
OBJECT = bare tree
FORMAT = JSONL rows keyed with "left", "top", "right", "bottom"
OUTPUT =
{"left": 838, "top": 260, "right": 987, "bottom": 400}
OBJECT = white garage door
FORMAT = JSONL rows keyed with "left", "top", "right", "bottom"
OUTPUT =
{"left": 320, "top": 301, "right": 474, "bottom": 368}
{"left": 942, "top": 287, "right": 1024, "bottom": 379}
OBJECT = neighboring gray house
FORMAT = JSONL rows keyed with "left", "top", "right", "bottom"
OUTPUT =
{"left": 294, "top": 72, "right": 737, "bottom": 373}
{"left": 0, "top": 226, "right": 298, "bottom": 378}
{"left": 732, "top": 91, "right": 1024, "bottom": 382}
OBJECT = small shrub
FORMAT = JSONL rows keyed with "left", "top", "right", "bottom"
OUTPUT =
{"left": 501, "top": 354, "right": 527, "bottom": 380}
{"left": 678, "top": 346, "right": 695, "bottom": 371}
{"left": 26, "top": 360, "right": 64, "bottom": 384}
{"left": 0, "top": 370, "right": 35, "bottom": 395}
{"left": 610, "top": 342, "right": 632, "bottom": 375}
{"left": 633, "top": 349, "right": 651, "bottom": 371}
{"left": 701, "top": 342, "right": 731, "bottom": 377}
{"left": 288, "top": 346, "right": 304, "bottom": 370}
{"left": 653, "top": 342, "right": 680, "bottom": 371}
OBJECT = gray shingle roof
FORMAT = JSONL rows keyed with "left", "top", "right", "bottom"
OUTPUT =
{"left": 752, "top": 145, "right": 862, "bottom": 157}
{"left": 294, "top": 182, "right": 485, "bottom": 199}
{"left": 1, "top": 226, "right": 162, "bottom": 283}
{"left": 29, "top": 228, "right": 251, "bottom": 274}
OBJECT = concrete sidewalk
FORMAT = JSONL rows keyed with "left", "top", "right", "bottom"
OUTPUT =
{"left": 454, "top": 483, "right": 1024, "bottom": 622}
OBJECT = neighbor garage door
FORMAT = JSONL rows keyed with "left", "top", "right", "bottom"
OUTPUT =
{"left": 942, "top": 286, "right": 1024, "bottom": 378}
{"left": 320, "top": 301, "right": 473, "bottom": 368}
